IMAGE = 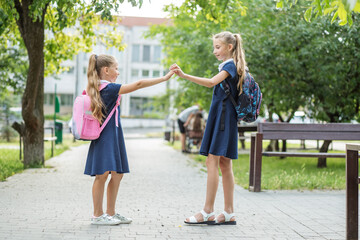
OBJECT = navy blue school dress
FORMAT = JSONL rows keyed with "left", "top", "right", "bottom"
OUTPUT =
{"left": 200, "top": 59, "right": 239, "bottom": 160}
{"left": 84, "top": 82, "right": 129, "bottom": 176}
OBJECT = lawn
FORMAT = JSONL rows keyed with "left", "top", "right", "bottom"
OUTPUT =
{"left": 169, "top": 140, "right": 347, "bottom": 190}
{"left": 0, "top": 134, "right": 87, "bottom": 181}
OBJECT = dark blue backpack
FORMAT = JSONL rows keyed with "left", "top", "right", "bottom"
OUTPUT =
{"left": 220, "top": 70, "right": 262, "bottom": 126}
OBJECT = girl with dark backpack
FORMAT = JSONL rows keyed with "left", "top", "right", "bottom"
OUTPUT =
{"left": 170, "top": 31, "right": 247, "bottom": 225}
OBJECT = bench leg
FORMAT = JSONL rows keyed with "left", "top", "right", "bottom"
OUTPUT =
{"left": 253, "top": 133, "right": 263, "bottom": 192}
{"left": 249, "top": 135, "right": 255, "bottom": 190}
{"left": 239, "top": 131, "right": 245, "bottom": 149}
{"left": 346, "top": 149, "right": 358, "bottom": 240}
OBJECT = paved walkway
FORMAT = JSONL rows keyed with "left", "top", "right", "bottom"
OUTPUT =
{"left": 0, "top": 134, "right": 346, "bottom": 239}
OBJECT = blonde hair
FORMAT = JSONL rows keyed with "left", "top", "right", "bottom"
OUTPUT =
{"left": 87, "top": 54, "right": 116, "bottom": 123}
{"left": 213, "top": 31, "right": 247, "bottom": 95}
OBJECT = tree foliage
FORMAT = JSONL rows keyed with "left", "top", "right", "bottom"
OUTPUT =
{"left": 149, "top": 0, "right": 360, "bottom": 122}
{"left": 277, "top": 0, "right": 360, "bottom": 25}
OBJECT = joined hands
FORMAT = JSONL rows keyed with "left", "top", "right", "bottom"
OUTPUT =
{"left": 170, "top": 63, "right": 185, "bottom": 78}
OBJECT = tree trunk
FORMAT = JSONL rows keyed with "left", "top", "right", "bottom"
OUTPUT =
{"left": 5, "top": 109, "right": 11, "bottom": 142}
{"left": 280, "top": 140, "right": 287, "bottom": 159}
{"left": 265, "top": 140, "right": 280, "bottom": 151}
{"left": 265, "top": 140, "right": 274, "bottom": 151}
{"left": 317, "top": 140, "right": 332, "bottom": 168}
{"left": 14, "top": 0, "right": 47, "bottom": 167}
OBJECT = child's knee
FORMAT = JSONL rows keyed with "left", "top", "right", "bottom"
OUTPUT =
{"left": 110, "top": 171, "right": 124, "bottom": 181}
{"left": 95, "top": 172, "right": 109, "bottom": 182}
{"left": 219, "top": 158, "right": 232, "bottom": 172}
{"left": 206, "top": 155, "right": 220, "bottom": 168}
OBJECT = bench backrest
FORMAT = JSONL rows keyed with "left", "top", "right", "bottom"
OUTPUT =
{"left": 258, "top": 123, "right": 360, "bottom": 140}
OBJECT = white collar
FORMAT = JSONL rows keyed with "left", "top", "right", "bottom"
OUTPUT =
{"left": 218, "top": 58, "right": 234, "bottom": 72}
{"left": 100, "top": 80, "right": 111, "bottom": 84}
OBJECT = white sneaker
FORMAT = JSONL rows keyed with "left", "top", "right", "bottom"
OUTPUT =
{"left": 112, "top": 213, "right": 132, "bottom": 224}
{"left": 91, "top": 214, "right": 121, "bottom": 225}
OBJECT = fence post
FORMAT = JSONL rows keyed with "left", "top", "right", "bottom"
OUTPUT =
{"left": 253, "top": 133, "right": 263, "bottom": 192}
{"left": 346, "top": 144, "right": 360, "bottom": 240}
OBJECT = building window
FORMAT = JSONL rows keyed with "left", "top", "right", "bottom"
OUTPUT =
{"left": 132, "top": 45, "right": 140, "bottom": 62}
{"left": 152, "top": 70, "right": 160, "bottom": 77}
{"left": 44, "top": 94, "right": 54, "bottom": 105}
{"left": 153, "top": 45, "right": 161, "bottom": 63}
{"left": 44, "top": 94, "right": 73, "bottom": 106}
{"left": 142, "top": 70, "right": 149, "bottom": 77}
{"left": 143, "top": 45, "right": 150, "bottom": 62}
{"left": 130, "top": 97, "right": 153, "bottom": 116}
{"left": 60, "top": 94, "right": 74, "bottom": 106}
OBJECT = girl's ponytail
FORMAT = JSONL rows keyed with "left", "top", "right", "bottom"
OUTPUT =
{"left": 87, "top": 54, "right": 105, "bottom": 123}
{"left": 233, "top": 34, "right": 246, "bottom": 95}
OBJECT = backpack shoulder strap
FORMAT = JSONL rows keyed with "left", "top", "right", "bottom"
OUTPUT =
{"left": 99, "top": 82, "right": 109, "bottom": 91}
{"left": 221, "top": 80, "right": 238, "bottom": 108}
{"left": 220, "top": 80, "right": 238, "bottom": 131}
{"left": 100, "top": 94, "right": 122, "bottom": 131}
{"left": 82, "top": 82, "right": 109, "bottom": 95}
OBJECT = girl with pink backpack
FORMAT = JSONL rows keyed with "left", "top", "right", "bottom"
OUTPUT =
{"left": 83, "top": 54, "right": 174, "bottom": 225}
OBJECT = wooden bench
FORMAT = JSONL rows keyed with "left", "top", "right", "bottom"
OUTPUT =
{"left": 249, "top": 122, "right": 360, "bottom": 192}
{"left": 18, "top": 127, "right": 57, "bottom": 160}
{"left": 237, "top": 125, "right": 257, "bottom": 149}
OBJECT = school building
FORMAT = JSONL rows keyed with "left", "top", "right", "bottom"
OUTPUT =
{"left": 44, "top": 16, "right": 176, "bottom": 119}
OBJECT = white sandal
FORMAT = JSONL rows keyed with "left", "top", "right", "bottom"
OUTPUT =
{"left": 215, "top": 211, "right": 236, "bottom": 225}
{"left": 184, "top": 210, "right": 215, "bottom": 225}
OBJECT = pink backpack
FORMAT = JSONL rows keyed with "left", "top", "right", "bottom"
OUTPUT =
{"left": 72, "top": 83, "right": 121, "bottom": 140}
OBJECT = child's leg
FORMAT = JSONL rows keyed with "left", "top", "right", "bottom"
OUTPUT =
{"left": 204, "top": 154, "right": 220, "bottom": 212}
{"left": 106, "top": 171, "right": 124, "bottom": 216}
{"left": 180, "top": 132, "right": 186, "bottom": 151}
{"left": 218, "top": 156, "right": 235, "bottom": 222}
{"left": 92, "top": 172, "right": 109, "bottom": 217}
{"left": 186, "top": 154, "right": 219, "bottom": 222}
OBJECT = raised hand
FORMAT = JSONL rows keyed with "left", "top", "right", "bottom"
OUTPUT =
{"left": 169, "top": 63, "right": 185, "bottom": 78}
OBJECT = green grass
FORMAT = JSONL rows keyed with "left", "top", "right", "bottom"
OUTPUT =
{"left": 0, "top": 134, "right": 87, "bottom": 181}
{"left": 233, "top": 153, "right": 346, "bottom": 190}
{"left": 0, "top": 149, "right": 24, "bottom": 181}
{"left": 169, "top": 140, "right": 348, "bottom": 190}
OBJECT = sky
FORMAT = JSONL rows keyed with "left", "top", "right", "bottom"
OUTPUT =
{"left": 118, "top": 0, "right": 184, "bottom": 18}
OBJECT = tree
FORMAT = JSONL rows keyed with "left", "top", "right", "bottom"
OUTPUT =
{"left": 276, "top": 0, "right": 360, "bottom": 26}
{"left": 242, "top": 1, "right": 360, "bottom": 166}
{"left": 0, "top": 0, "right": 142, "bottom": 167}
{"left": 304, "top": 15, "right": 360, "bottom": 167}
